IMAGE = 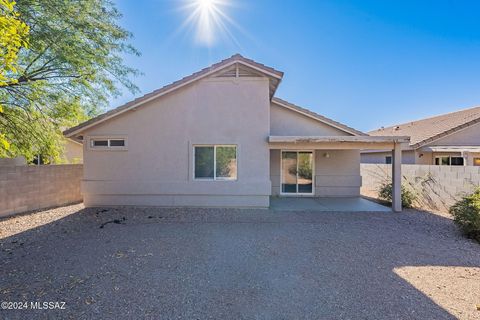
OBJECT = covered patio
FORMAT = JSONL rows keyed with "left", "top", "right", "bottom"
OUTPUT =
{"left": 269, "top": 135, "right": 409, "bottom": 212}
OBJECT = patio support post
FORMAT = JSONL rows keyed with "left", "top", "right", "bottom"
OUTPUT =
{"left": 392, "top": 142, "right": 402, "bottom": 212}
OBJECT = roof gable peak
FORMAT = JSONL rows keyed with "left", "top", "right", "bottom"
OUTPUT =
{"left": 65, "top": 55, "right": 283, "bottom": 137}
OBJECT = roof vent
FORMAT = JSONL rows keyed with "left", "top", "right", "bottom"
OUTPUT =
{"left": 394, "top": 126, "right": 400, "bottom": 131}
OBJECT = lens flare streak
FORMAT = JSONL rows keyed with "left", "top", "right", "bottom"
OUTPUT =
{"left": 179, "top": 0, "right": 237, "bottom": 46}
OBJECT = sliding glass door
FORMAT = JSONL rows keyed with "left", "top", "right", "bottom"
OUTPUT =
{"left": 281, "top": 151, "right": 314, "bottom": 195}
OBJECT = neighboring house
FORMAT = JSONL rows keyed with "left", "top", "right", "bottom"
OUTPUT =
{"left": 64, "top": 54, "right": 406, "bottom": 210}
{"left": 6, "top": 138, "right": 82, "bottom": 165}
{"left": 362, "top": 106, "right": 480, "bottom": 166}
{"left": 63, "top": 138, "right": 83, "bottom": 164}
{"left": 36, "top": 138, "right": 83, "bottom": 164}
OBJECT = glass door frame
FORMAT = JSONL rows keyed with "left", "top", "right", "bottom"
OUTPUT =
{"left": 280, "top": 150, "right": 315, "bottom": 196}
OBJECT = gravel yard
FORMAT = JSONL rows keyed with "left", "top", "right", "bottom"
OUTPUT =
{"left": 0, "top": 204, "right": 479, "bottom": 319}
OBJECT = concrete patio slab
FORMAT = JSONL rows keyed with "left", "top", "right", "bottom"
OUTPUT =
{"left": 270, "top": 196, "right": 390, "bottom": 212}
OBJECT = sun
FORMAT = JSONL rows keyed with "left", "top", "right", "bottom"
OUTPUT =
{"left": 197, "top": 0, "right": 216, "bottom": 11}
{"left": 179, "top": 0, "right": 237, "bottom": 46}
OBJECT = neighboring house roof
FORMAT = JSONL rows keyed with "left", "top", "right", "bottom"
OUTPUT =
{"left": 64, "top": 54, "right": 284, "bottom": 137}
{"left": 271, "top": 97, "right": 366, "bottom": 136}
{"left": 369, "top": 105, "right": 480, "bottom": 148}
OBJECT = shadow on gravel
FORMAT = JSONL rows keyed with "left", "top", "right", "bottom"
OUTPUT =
{"left": 0, "top": 206, "right": 478, "bottom": 319}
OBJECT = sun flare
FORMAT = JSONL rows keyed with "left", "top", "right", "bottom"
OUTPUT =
{"left": 197, "top": 0, "right": 216, "bottom": 11}
{"left": 179, "top": 0, "right": 236, "bottom": 46}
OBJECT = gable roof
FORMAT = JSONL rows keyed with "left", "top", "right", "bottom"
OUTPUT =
{"left": 271, "top": 97, "right": 367, "bottom": 136}
{"left": 369, "top": 105, "right": 480, "bottom": 148}
{"left": 64, "top": 54, "right": 283, "bottom": 137}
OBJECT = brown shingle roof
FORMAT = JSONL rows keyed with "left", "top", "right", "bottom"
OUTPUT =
{"left": 64, "top": 54, "right": 283, "bottom": 137}
{"left": 272, "top": 97, "right": 366, "bottom": 136}
{"left": 369, "top": 105, "right": 480, "bottom": 148}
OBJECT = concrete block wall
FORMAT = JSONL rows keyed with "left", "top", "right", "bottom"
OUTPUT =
{"left": 361, "top": 164, "right": 480, "bottom": 213}
{"left": 0, "top": 157, "right": 26, "bottom": 166}
{"left": 0, "top": 164, "right": 83, "bottom": 217}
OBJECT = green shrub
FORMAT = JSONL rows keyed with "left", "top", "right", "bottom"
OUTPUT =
{"left": 378, "top": 182, "right": 416, "bottom": 208}
{"left": 449, "top": 188, "right": 480, "bottom": 242}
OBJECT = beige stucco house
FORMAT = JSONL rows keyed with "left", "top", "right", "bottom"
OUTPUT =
{"left": 63, "top": 138, "right": 83, "bottom": 164}
{"left": 362, "top": 106, "right": 480, "bottom": 166}
{"left": 65, "top": 54, "right": 407, "bottom": 211}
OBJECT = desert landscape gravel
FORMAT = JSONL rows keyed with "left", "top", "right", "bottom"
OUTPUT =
{"left": 0, "top": 204, "right": 479, "bottom": 319}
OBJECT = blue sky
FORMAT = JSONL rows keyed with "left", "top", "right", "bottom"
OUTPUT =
{"left": 113, "top": 0, "right": 480, "bottom": 132}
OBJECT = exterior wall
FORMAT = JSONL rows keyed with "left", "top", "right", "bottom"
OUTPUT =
{"left": 315, "top": 150, "right": 361, "bottom": 197}
{"left": 361, "top": 150, "right": 415, "bottom": 164}
{"left": 270, "top": 150, "right": 281, "bottom": 196}
{"left": 414, "top": 150, "right": 433, "bottom": 165}
{"left": 361, "top": 163, "right": 480, "bottom": 213}
{"left": 81, "top": 77, "right": 271, "bottom": 208}
{"left": 467, "top": 152, "right": 480, "bottom": 166}
{"left": 0, "top": 164, "right": 83, "bottom": 217}
{"left": 271, "top": 149, "right": 361, "bottom": 197}
{"left": 270, "top": 103, "right": 351, "bottom": 136}
{"left": 63, "top": 139, "right": 83, "bottom": 164}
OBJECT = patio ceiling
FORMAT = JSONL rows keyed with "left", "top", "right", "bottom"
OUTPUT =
{"left": 419, "top": 146, "right": 480, "bottom": 153}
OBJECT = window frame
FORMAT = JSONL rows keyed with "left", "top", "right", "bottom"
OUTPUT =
{"left": 193, "top": 144, "right": 238, "bottom": 181}
{"left": 88, "top": 136, "right": 128, "bottom": 151}
{"left": 450, "top": 156, "right": 464, "bottom": 166}
{"left": 385, "top": 156, "right": 392, "bottom": 164}
{"left": 434, "top": 155, "right": 464, "bottom": 166}
{"left": 280, "top": 149, "right": 315, "bottom": 196}
{"left": 434, "top": 156, "right": 450, "bottom": 166}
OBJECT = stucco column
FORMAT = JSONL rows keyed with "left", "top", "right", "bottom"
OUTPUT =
{"left": 392, "top": 143, "right": 402, "bottom": 212}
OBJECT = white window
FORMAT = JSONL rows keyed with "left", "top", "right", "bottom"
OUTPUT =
{"left": 89, "top": 137, "right": 127, "bottom": 150}
{"left": 194, "top": 145, "right": 237, "bottom": 180}
{"left": 434, "top": 156, "right": 464, "bottom": 166}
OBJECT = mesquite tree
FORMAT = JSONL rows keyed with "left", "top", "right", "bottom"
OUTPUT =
{"left": 0, "top": 0, "right": 140, "bottom": 162}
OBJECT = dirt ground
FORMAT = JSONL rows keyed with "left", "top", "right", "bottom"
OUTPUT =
{"left": 1, "top": 204, "right": 479, "bottom": 319}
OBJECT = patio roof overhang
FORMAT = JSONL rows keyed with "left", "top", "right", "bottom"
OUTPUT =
{"left": 268, "top": 135, "right": 410, "bottom": 150}
{"left": 419, "top": 146, "right": 480, "bottom": 153}
{"left": 269, "top": 135, "right": 408, "bottom": 212}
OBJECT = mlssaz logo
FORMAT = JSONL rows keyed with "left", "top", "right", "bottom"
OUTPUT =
{"left": 30, "top": 301, "right": 66, "bottom": 310}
